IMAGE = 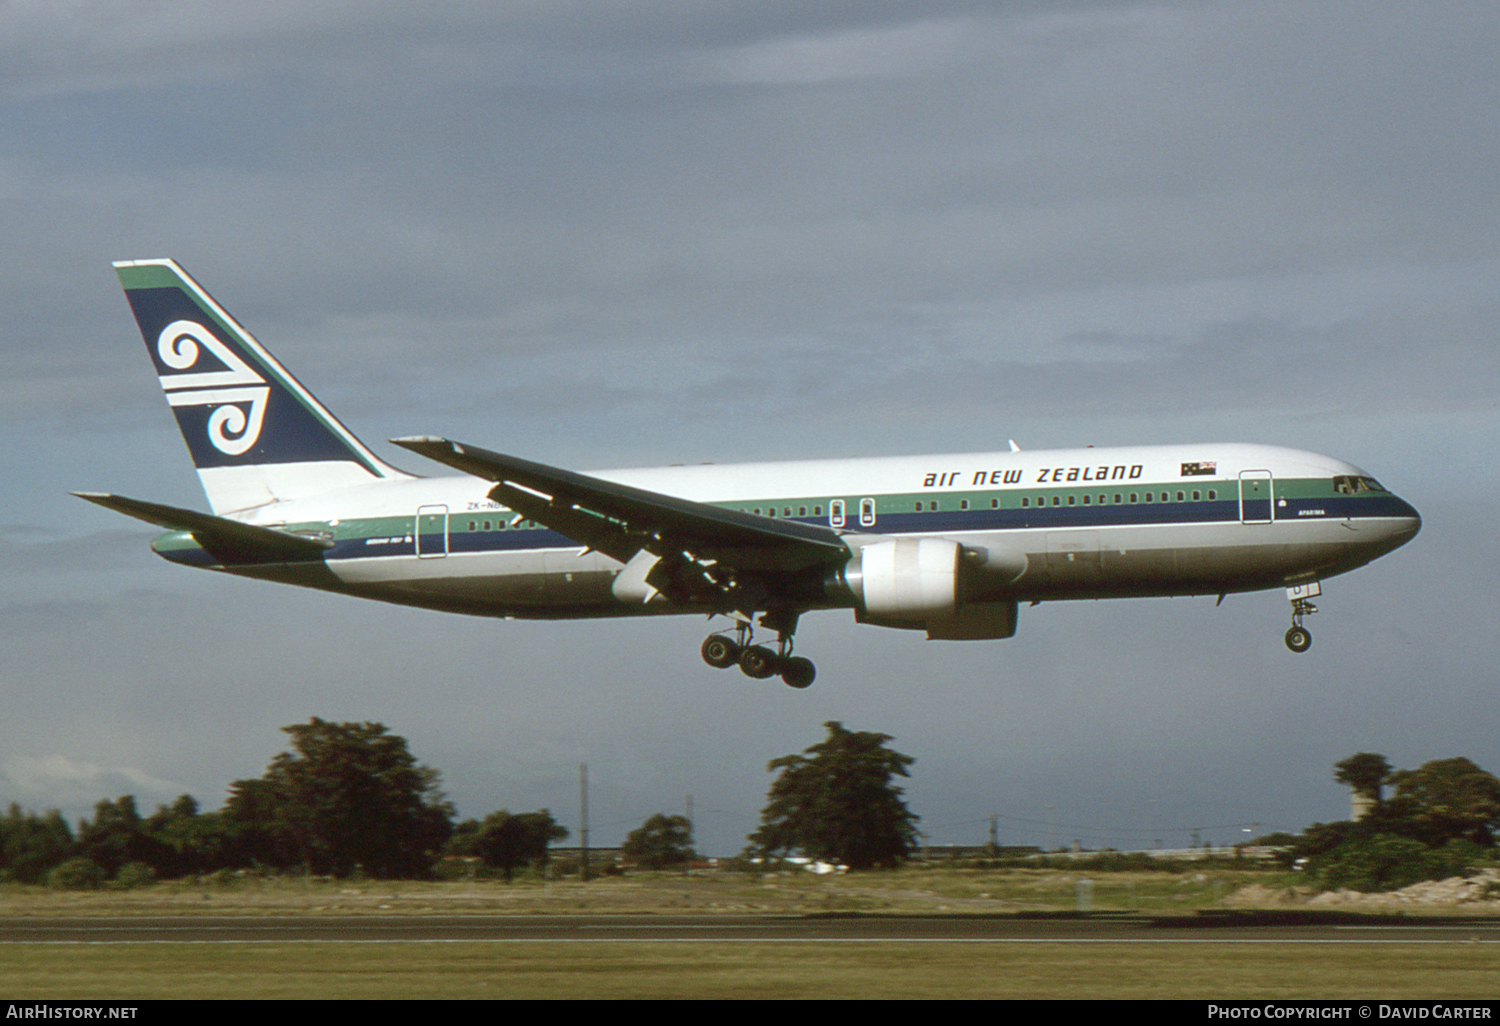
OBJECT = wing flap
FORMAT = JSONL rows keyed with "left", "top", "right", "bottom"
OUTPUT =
{"left": 390, "top": 436, "right": 849, "bottom": 572}
{"left": 490, "top": 480, "right": 637, "bottom": 564}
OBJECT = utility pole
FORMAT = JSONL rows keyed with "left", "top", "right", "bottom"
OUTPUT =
{"left": 580, "top": 763, "right": 589, "bottom": 881}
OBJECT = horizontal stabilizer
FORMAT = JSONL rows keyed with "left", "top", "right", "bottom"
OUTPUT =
{"left": 73, "top": 492, "right": 332, "bottom": 565}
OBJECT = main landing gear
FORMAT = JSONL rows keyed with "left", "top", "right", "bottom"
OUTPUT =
{"left": 701, "top": 613, "right": 816, "bottom": 689}
{"left": 1284, "top": 581, "right": 1320, "bottom": 653}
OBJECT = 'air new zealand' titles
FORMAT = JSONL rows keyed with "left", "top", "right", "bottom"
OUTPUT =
{"left": 78, "top": 259, "right": 1422, "bottom": 689}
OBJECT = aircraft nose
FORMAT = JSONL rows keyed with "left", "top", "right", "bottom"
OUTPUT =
{"left": 1388, "top": 496, "right": 1422, "bottom": 547}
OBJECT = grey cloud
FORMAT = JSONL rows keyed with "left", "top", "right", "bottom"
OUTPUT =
{"left": 0, "top": 2, "right": 1493, "bottom": 854}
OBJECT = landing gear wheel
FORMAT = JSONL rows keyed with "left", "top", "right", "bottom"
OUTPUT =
{"left": 1284, "top": 587, "right": 1318, "bottom": 655}
{"left": 739, "top": 645, "right": 779, "bottom": 679}
{"left": 701, "top": 634, "right": 741, "bottom": 669}
{"left": 1285, "top": 625, "right": 1312, "bottom": 653}
{"left": 780, "top": 656, "right": 816, "bottom": 689}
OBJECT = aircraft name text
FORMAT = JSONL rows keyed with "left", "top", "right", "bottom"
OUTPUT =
{"left": 923, "top": 465, "right": 1145, "bottom": 488}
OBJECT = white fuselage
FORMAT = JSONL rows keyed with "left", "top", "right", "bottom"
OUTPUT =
{"left": 183, "top": 441, "right": 1419, "bottom": 624}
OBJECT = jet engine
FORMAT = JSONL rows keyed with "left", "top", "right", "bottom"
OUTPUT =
{"left": 840, "top": 537, "right": 1026, "bottom": 639}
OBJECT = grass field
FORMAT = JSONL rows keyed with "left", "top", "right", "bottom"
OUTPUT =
{"left": 6, "top": 941, "right": 1500, "bottom": 1000}
{"left": 0, "top": 863, "right": 1309, "bottom": 917}
{"left": 3, "top": 867, "right": 1497, "bottom": 999}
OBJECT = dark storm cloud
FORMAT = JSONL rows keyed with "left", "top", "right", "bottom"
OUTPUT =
{"left": 0, "top": 2, "right": 1493, "bottom": 853}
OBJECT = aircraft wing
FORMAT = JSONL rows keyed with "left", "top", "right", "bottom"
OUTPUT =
{"left": 390, "top": 436, "right": 850, "bottom": 586}
{"left": 73, "top": 492, "right": 333, "bottom": 565}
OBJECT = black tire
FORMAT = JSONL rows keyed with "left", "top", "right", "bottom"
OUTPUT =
{"left": 701, "top": 635, "right": 740, "bottom": 669}
{"left": 780, "top": 656, "right": 816, "bottom": 689}
{"left": 1285, "top": 625, "right": 1312, "bottom": 653}
{"left": 739, "top": 645, "right": 779, "bottom": 679}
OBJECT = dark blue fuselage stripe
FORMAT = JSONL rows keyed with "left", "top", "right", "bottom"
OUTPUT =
{"left": 314, "top": 496, "right": 1414, "bottom": 562}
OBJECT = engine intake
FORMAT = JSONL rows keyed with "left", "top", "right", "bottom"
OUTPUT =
{"left": 841, "top": 537, "right": 1025, "bottom": 639}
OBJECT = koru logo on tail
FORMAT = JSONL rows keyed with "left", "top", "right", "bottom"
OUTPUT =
{"left": 156, "top": 320, "right": 269, "bottom": 456}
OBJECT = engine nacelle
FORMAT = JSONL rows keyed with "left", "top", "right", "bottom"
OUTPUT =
{"left": 848, "top": 538, "right": 962, "bottom": 621}
{"left": 925, "top": 600, "right": 1018, "bottom": 640}
{"left": 840, "top": 537, "right": 1026, "bottom": 639}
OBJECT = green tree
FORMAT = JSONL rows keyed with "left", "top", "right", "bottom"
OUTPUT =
{"left": 241, "top": 719, "right": 455, "bottom": 878}
{"left": 0, "top": 805, "right": 76, "bottom": 884}
{"left": 1334, "top": 752, "right": 1392, "bottom": 804}
{"left": 747, "top": 721, "right": 920, "bottom": 871}
{"left": 1295, "top": 754, "right": 1500, "bottom": 891}
{"left": 622, "top": 813, "right": 695, "bottom": 869}
{"left": 143, "top": 795, "right": 234, "bottom": 878}
{"left": 1385, "top": 757, "right": 1500, "bottom": 846}
{"left": 452, "top": 809, "right": 568, "bottom": 882}
{"left": 220, "top": 776, "right": 290, "bottom": 869}
{"left": 77, "top": 796, "right": 165, "bottom": 878}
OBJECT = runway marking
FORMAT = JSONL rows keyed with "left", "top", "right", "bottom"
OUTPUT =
{"left": 1333, "top": 924, "right": 1500, "bottom": 931}
{"left": 4, "top": 937, "right": 1498, "bottom": 946}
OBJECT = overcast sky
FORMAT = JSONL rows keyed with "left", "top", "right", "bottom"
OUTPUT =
{"left": 2, "top": 1, "right": 1496, "bottom": 857}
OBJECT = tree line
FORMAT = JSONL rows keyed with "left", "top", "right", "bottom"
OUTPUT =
{"left": 1, "top": 719, "right": 573, "bottom": 886}
{"left": 12, "top": 716, "right": 1488, "bottom": 892}
{"left": 0, "top": 718, "right": 910, "bottom": 886}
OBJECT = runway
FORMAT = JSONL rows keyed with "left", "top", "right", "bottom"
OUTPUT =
{"left": 4, "top": 912, "right": 1499, "bottom": 944}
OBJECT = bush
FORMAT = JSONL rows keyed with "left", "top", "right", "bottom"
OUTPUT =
{"left": 432, "top": 857, "right": 479, "bottom": 883}
{"left": 47, "top": 857, "right": 105, "bottom": 891}
{"left": 1309, "top": 833, "right": 1450, "bottom": 892}
{"left": 115, "top": 861, "right": 156, "bottom": 889}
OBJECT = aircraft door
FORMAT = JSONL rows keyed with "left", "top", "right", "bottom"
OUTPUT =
{"left": 416, "top": 505, "right": 449, "bottom": 557}
{"left": 1239, "top": 471, "right": 1272, "bottom": 524}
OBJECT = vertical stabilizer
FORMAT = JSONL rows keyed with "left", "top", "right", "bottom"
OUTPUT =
{"left": 113, "top": 259, "right": 410, "bottom": 514}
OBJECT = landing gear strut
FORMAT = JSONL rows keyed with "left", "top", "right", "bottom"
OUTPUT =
{"left": 701, "top": 612, "right": 815, "bottom": 688}
{"left": 1284, "top": 582, "right": 1319, "bottom": 653}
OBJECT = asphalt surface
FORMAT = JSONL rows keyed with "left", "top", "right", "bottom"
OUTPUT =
{"left": 4, "top": 912, "right": 1499, "bottom": 944}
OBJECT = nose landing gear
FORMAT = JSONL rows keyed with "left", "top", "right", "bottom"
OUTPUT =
{"left": 1284, "top": 582, "right": 1320, "bottom": 653}
{"left": 1285, "top": 622, "right": 1312, "bottom": 653}
{"left": 701, "top": 611, "right": 816, "bottom": 688}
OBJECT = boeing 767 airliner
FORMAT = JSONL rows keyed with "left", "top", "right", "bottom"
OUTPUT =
{"left": 77, "top": 260, "right": 1421, "bottom": 688}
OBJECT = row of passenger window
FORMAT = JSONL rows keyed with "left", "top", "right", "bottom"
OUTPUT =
{"left": 915, "top": 489, "right": 1220, "bottom": 512}
{"left": 1019, "top": 489, "right": 1218, "bottom": 508}
{"left": 748, "top": 489, "right": 1225, "bottom": 519}
{"left": 743, "top": 505, "right": 824, "bottom": 518}
{"left": 915, "top": 498, "right": 1002, "bottom": 511}
{"left": 469, "top": 487, "right": 1225, "bottom": 534}
{"left": 465, "top": 518, "right": 541, "bottom": 531}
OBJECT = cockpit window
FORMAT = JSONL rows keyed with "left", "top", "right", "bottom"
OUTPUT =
{"left": 1333, "top": 475, "right": 1386, "bottom": 495}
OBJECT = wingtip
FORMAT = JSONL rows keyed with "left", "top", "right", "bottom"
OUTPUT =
{"left": 390, "top": 435, "right": 470, "bottom": 463}
{"left": 111, "top": 258, "right": 175, "bottom": 269}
